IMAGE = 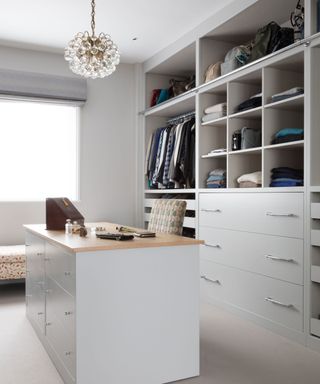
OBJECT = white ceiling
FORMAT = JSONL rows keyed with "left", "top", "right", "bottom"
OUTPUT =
{"left": 0, "top": 0, "right": 234, "bottom": 63}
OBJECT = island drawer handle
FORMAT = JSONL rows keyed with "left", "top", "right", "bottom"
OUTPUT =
{"left": 201, "top": 209, "right": 221, "bottom": 213}
{"left": 265, "top": 297, "right": 294, "bottom": 308}
{"left": 266, "top": 212, "right": 296, "bottom": 217}
{"left": 204, "top": 243, "right": 221, "bottom": 249}
{"left": 200, "top": 275, "right": 221, "bottom": 284}
{"left": 265, "top": 255, "right": 295, "bottom": 263}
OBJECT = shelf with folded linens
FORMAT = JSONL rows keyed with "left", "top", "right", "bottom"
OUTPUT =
{"left": 264, "top": 146, "right": 304, "bottom": 188}
{"left": 264, "top": 93, "right": 304, "bottom": 111}
{"left": 228, "top": 153, "right": 262, "bottom": 189}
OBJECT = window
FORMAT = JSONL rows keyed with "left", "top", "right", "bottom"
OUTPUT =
{"left": 0, "top": 99, "right": 79, "bottom": 201}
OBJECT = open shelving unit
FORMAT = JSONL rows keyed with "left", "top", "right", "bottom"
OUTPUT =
{"left": 140, "top": 0, "right": 320, "bottom": 351}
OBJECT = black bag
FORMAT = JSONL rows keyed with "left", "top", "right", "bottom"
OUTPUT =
{"left": 271, "top": 28, "right": 294, "bottom": 52}
{"left": 249, "top": 22, "right": 280, "bottom": 62}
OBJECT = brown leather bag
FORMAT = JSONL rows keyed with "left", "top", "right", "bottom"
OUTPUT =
{"left": 46, "top": 197, "right": 84, "bottom": 230}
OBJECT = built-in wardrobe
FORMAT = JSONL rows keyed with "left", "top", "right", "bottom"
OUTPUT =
{"left": 139, "top": 0, "right": 320, "bottom": 352}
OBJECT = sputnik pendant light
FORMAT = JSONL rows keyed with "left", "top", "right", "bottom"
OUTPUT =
{"left": 64, "top": 0, "right": 120, "bottom": 79}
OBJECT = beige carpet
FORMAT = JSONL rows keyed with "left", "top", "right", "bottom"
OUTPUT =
{"left": 1, "top": 284, "right": 320, "bottom": 384}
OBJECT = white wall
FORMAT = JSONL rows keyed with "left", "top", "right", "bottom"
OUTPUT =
{"left": 0, "top": 46, "right": 138, "bottom": 245}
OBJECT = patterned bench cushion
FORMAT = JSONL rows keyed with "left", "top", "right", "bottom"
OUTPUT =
{"left": 0, "top": 245, "right": 26, "bottom": 263}
{"left": 0, "top": 245, "right": 26, "bottom": 280}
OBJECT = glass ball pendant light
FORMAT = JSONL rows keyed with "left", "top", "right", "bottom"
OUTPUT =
{"left": 64, "top": 0, "right": 120, "bottom": 79}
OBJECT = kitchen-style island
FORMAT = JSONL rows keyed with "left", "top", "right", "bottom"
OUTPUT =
{"left": 24, "top": 223, "right": 202, "bottom": 384}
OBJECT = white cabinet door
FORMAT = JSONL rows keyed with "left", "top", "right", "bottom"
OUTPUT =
{"left": 200, "top": 260, "right": 303, "bottom": 331}
{"left": 199, "top": 227, "right": 304, "bottom": 285}
{"left": 199, "top": 192, "right": 304, "bottom": 238}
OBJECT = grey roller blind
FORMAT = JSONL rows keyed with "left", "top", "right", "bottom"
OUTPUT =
{"left": 0, "top": 69, "right": 87, "bottom": 103}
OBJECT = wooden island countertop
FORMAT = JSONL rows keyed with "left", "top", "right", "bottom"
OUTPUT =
{"left": 24, "top": 223, "right": 203, "bottom": 253}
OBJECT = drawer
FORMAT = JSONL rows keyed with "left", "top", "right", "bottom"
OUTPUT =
{"left": 200, "top": 260, "right": 303, "bottom": 331}
{"left": 46, "top": 278, "right": 75, "bottom": 378}
{"left": 199, "top": 192, "right": 303, "bottom": 238}
{"left": 46, "top": 311, "right": 76, "bottom": 379}
{"left": 45, "top": 243, "right": 75, "bottom": 296}
{"left": 46, "top": 277, "right": 75, "bottom": 336}
{"left": 199, "top": 227, "right": 304, "bottom": 285}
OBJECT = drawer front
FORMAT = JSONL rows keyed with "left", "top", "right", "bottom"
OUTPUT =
{"left": 46, "top": 311, "right": 76, "bottom": 379}
{"left": 46, "top": 277, "right": 75, "bottom": 336}
{"left": 199, "top": 192, "right": 303, "bottom": 238}
{"left": 199, "top": 227, "right": 304, "bottom": 285}
{"left": 26, "top": 232, "right": 45, "bottom": 276}
{"left": 200, "top": 260, "right": 303, "bottom": 331}
{"left": 46, "top": 278, "right": 75, "bottom": 378}
{"left": 45, "top": 243, "right": 75, "bottom": 296}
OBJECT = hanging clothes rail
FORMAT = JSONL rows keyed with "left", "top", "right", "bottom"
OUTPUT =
{"left": 167, "top": 111, "right": 195, "bottom": 125}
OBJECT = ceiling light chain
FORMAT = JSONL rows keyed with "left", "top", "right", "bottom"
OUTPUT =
{"left": 64, "top": 0, "right": 120, "bottom": 79}
{"left": 91, "top": 0, "right": 96, "bottom": 36}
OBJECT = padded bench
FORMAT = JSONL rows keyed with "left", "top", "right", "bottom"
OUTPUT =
{"left": 0, "top": 245, "right": 26, "bottom": 280}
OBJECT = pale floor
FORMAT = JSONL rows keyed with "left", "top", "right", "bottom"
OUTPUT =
{"left": 1, "top": 284, "right": 320, "bottom": 384}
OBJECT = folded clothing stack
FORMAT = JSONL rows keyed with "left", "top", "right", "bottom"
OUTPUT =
{"left": 271, "top": 128, "right": 304, "bottom": 144}
{"left": 236, "top": 93, "right": 262, "bottom": 112}
{"left": 237, "top": 171, "right": 262, "bottom": 188}
{"left": 271, "top": 87, "right": 304, "bottom": 103}
{"left": 270, "top": 167, "right": 303, "bottom": 187}
{"left": 202, "top": 102, "right": 227, "bottom": 123}
{"left": 206, "top": 169, "right": 226, "bottom": 188}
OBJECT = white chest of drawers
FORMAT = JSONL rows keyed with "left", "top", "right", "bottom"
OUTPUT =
{"left": 199, "top": 192, "right": 305, "bottom": 341}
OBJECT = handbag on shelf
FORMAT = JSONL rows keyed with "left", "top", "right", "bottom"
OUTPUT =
{"left": 204, "top": 61, "right": 222, "bottom": 83}
{"left": 150, "top": 89, "right": 161, "bottom": 107}
{"left": 221, "top": 45, "right": 251, "bottom": 76}
{"left": 169, "top": 75, "right": 195, "bottom": 97}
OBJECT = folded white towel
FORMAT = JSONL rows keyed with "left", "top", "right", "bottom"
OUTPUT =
{"left": 237, "top": 171, "right": 262, "bottom": 184}
{"left": 204, "top": 102, "right": 227, "bottom": 115}
{"left": 202, "top": 111, "right": 224, "bottom": 123}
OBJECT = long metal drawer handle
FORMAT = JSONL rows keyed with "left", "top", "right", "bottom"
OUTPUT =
{"left": 205, "top": 243, "right": 221, "bottom": 249}
{"left": 265, "top": 297, "right": 294, "bottom": 308}
{"left": 265, "top": 255, "right": 295, "bottom": 263}
{"left": 200, "top": 275, "right": 221, "bottom": 284}
{"left": 266, "top": 212, "right": 296, "bottom": 217}
{"left": 201, "top": 209, "right": 221, "bottom": 213}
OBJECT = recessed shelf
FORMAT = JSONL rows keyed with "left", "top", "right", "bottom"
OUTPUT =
{"left": 311, "top": 318, "right": 320, "bottom": 338}
{"left": 264, "top": 94, "right": 304, "bottom": 111}
{"left": 144, "top": 213, "right": 196, "bottom": 229}
{"left": 311, "top": 230, "right": 320, "bottom": 247}
{"left": 311, "top": 266, "right": 320, "bottom": 284}
{"left": 201, "top": 152, "right": 227, "bottom": 159}
{"left": 311, "top": 203, "right": 320, "bottom": 219}
{"left": 229, "top": 106, "right": 262, "bottom": 120}
{"left": 144, "top": 90, "right": 196, "bottom": 117}
{"left": 264, "top": 140, "right": 304, "bottom": 150}
{"left": 201, "top": 116, "right": 227, "bottom": 126}
{"left": 311, "top": 186, "right": 320, "bottom": 193}
{"left": 145, "top": 198, "right": 196, "bottom": 211}
{"left": 229, "top": 147, "right": 262, "bottom": 155}
{"left": 144, "top": 189, "right": 195, "bottom": 194}
{"left": 198, "top": 186, "right": 304, "bottom": 193}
